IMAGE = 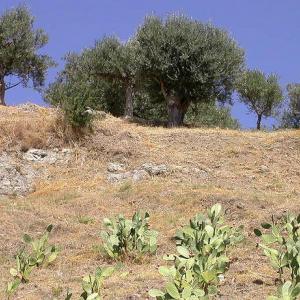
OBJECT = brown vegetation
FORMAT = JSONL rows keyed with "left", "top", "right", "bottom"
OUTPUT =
{"left": 0, "top": 105, "right": 299, "bottom": 299}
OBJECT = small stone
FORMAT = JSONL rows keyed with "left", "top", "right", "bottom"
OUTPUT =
{"left": 107, "top": 172, "right": 131, "bottom": 183}
{"left": 259, "top": 165, "right": 269, "bottom": 172}
{"left": 62, "top": 148, "right": 72, "bottom": 154}
{"left": 236, "top": 203, "right": 245, "bottom": 209}
{"left": 132, "top": 170, "right": 149, "bottom": 181}
{"left": 23, "top": 148, "right": 71, "bottom": 164}
{"left": 107, "top": 162, "right": 125, "bottom": 173}
{"left": 141, "top": 163, "right": 168, "bottom": 176}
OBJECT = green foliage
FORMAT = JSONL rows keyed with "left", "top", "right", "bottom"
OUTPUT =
{"left": 135, "top": 14, "right": 244, "bottom": 126}
{"left": 254, "top": 214, "right": 300, "bottom": 282}
{"left": 6, "top": 250, "right": 34, "bottom": 297}
{"left": 0, "top": 5, "right": 54, "bottom": 104}
{"left": 237, "top": 69, "right": 283, "bottom": 129}
{"left": 149, "top": 204, "right": 243, "bottom": 299}
{"left": 6, "top": 224, "right": 59, "bottom": 298}
{"left": 267, "top": 281, "right": 300, "bottom": 300}
{"left": 79, "top": 267, "right": 115, "bottom": 300}
{"left": 100, "top": 211, "right": 158, "bottom": 260}
{"left": 279, "top": 84, "right": 300, "bottom": 129}
{"left": 185, "top": 102, "right": 240, "bottom": 129}
{"left": 78, "top": 215, "right": 95, "bottom": 225}
{"left": 44, "top": 53, "right": 95, "bottom": 129}
{"left": 63, "top": 267, "right": 114, "bottom": 300}
{"left": 149, "top": 249, "right": 224, "bottom": 299}
{"left": 23, "top": 224, "right": 59, "bottom": 267}
{"left": 46, "top": 13, "right": 244, "bottom": 128}
{"left": 255, "top": 213, "right": 300, "bottom": 299}
{"left": 175, "top": 204, "right": 244, "bottom": 256}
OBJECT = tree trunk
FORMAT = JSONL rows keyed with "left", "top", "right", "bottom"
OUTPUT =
{"left": 0, "top": 77, "right": 5, "bottom": 106}
{"left": 124, "top": 84, "right": 133, "bottom": 118}
{"left": 166, "top": 95, "right": 189, "bottom": 127}
{"left": 257, "top": 114, "right": 262, "bottom": 130}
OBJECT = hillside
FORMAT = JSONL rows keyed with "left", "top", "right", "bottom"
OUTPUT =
{"left": 0, "top": 105, "right": 299, "bottom": 300}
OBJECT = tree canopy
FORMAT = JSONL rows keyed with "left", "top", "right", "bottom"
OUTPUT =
{"left": 85, "top": 36, "right": 138, "bottom": 117}
{"left": 0, "top": 5, "right": 54, "bottom": 105}
{"left": 280, "top": 83, "right": 300, "bottom": 128}
{"left": 237, "top": 69, "right": 283, "bottom": 130}
{"left": 47, "top": 14, "right": 269, "bottom": 131}
{"left": 134, "top": 15, "right": 244, "bottom": 126}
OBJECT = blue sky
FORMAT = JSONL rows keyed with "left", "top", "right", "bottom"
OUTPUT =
{"left": 1, "top": 0, "right": 300, "bottom": 128}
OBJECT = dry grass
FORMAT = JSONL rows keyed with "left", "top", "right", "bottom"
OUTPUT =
{"left": 0, "top": 105, "right": 299, "bottom": 299}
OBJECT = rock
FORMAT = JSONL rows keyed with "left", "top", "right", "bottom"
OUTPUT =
{"left": 23, "top": 148, "right": 72, "bottom": 164}
{"left": 259, "top": 165, "right": 269, "bottom": 173}
{"left": 141, "top": 163, "right": 168, "bottom": 176}
{"left": 23, "top": 149, "right": 57, "bottom": 164}
{"left": 17, "top": 102, "right": 41, "bottom": 112}
{"left": 132, "top": 170, "right": 149, "bottom": 181}
{"left": 107, "top": 162, "right": 168, "bottom": 183}
{"left": 62, "top": 148, "right": 73, "bottom": 155}
{"left": 107, "top": 172, "right": 131, "bottom": 183}
{"left": 236, "top": 203, "right": 245, "bottom": 209}
{"left": 107, "top": 162, "right": 125, "bottom": 173}
{"left": 0, "top": 153, "right": 37, "bottom": 196}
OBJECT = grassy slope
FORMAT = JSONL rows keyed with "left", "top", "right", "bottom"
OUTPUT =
{"left": 0, "top": 105, "right": 299, "bottom": 299}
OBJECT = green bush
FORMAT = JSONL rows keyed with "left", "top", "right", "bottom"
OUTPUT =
{"left": 100, "top": 211, "right": 158, "bottom": 260}
{"left": 185, "top": 103, "right": 240, "bottom": 129}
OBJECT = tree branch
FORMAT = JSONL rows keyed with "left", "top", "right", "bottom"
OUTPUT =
{"left": 160, "top": 80, "right": 168, "bottom": 101}
{"left": 91, "top": 72, "right": 128, "bottom": 82}
{"left": 5, "top": 80, "right": 23, "bottom": 90}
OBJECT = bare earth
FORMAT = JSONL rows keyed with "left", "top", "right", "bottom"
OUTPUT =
{"left": 0, "top": 105, "right": 299, "bottom": 299}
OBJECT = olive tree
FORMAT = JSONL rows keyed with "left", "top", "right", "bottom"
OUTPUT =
{"left": 44, "top": 52, "right": 125, "bottom": 128}
{"left": 134, "top": 15, "right": 244, "bottom": 126}
{"left": 237, "top": 69, "right": 283, "bottom": 130}
{"left": 86, "top": 37, "right": 138, "bottom": 117}
{"left": 0, "top": 5, "right": 54, "bottom": 105}
{"left": 280, "top": 84, "right": 300, "bottom": 128}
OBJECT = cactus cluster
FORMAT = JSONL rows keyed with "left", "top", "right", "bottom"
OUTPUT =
{"left": 8, "top": 207, "right": 300, "bottom": 300}
{"left": 149, "top": 204, "right": 244, "bottom": 299}
{"left": 64, "top": 266, "right": 115, "bottom": 300}
{"left": 6, "top": 224, "right": 59, "bottom": 298}
{"left": 255, "top": 214, "right": 300, "bottom": 300}
{"left": 100, "top": 211, "right": 158, "bottom": 260}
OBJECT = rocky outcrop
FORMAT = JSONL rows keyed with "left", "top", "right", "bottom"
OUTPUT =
{"left": 0, "top": 153, "right": 37, "bottom": 196}
{"left": 0, "top": 148, "right": 73, "bottom": 196}
{"left": 23, "top": 148, "right": 72, "bottom": 164}
{"left": 107, "top": 162, "right": 168, "bottom": 183}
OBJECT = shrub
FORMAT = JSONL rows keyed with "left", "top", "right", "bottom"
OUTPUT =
{"left": 100, "top": 211, "right": 158, "bottom": 260}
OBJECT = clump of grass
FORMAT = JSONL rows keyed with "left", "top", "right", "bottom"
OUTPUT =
{"left": 78, "top": 215, "right": 95, "bottom": 225}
